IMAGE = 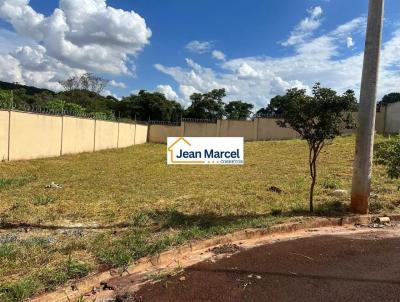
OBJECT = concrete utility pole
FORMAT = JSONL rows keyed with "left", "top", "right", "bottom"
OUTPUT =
{"left": 351, "top": 0, "right": 385, "bottom": 214}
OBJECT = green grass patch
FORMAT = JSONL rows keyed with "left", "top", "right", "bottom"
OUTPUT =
{"left": 0, "top": 175, "right": 36, "bottom": 189}
{"left": 33, "top": 195, "right": 57, "bottom": 206}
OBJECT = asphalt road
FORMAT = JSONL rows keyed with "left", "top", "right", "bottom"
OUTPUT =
{"left": 130, "top": 231, "right": 400, "bottom": 302}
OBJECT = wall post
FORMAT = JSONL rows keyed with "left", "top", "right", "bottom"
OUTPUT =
{"left": 93, "top": 118, "right": 97, "bottom": 152}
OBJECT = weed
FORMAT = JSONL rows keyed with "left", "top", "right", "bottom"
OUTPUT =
{"left": 369, "top": 199, "right": 395, "bottom": 214}
{"left": 321, "top": 177, "right": 343, "bottom": 190}
{"left": 33, "top": 195, "right": 57, "bottom": 206}
{"left": 149, "top": 267, "right": 183, "bottom": 282}
{"left": 0, "top": 278, "right": 39, "bottom": 302}
{"left": 66, "top": 255, "right": 90, "bottom": 279}
{"left": 0, "top": 244, "right": 15, "bottom": 261}
{"left": 37, "top": 268, "right": 68, "bottom": 292}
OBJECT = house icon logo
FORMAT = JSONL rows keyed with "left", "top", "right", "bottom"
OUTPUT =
{"left": 167, "top": 137, "right": 205, "bottom": 164}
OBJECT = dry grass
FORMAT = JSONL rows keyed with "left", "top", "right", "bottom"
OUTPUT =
{"left": 0, "top": 135, "right": 398, "bottom": 301}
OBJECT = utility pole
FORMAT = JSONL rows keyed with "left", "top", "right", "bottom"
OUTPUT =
{"left": 351, "top": 0, "right": 385, "bottom": 214}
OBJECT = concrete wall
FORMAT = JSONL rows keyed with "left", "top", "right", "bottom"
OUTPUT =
{"left": 95, "top": 120, "right": 119, "bottom": 151}
{"left": 257, "top": 118, "right": 299, "bottom": 140}
{"left": 118, "top": 123, "right": 136, "bottom": 148}
{"left": 219, "top": 120, "right": 255, "bottom": 141}
{"left": 9, "top": 112, "right": 62, "bottom": 160}
{"left": 135, "top": 124, "right": 148, "bottom": 145}
{"left": 183, "top": 122, "right": 217, "bottom": 137}
{"left": 147, "top": 118, "right": 300, "bottom": 143}
{"left": 62, "top": 117, "right": 95, "bottom": 155}
{"left": 0, "top": 111, "right": 9, "bottom": 161}
{"left": 375, "top": 109, "right": 385, "bottom": 134}
{"left": 148, "top": 124, "right": 183, "bottom": 143}
{"left": 0, "top": 110, "right": 148, "bottom": 161}
{"left": 384, "top": 102, "right": 400, "bottom": 134}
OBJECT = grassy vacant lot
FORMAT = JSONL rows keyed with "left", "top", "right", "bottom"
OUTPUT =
{"left": 0, "top": 135, "right": 398, "bottom": 301}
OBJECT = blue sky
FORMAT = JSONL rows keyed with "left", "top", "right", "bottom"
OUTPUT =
{"left": 0, "top": 0, "right": 399, "bottom": 108}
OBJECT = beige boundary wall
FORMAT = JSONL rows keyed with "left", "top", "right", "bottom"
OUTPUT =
{"left": 383, "top": 102, "right": 400, "bottom": 134}
{"left": 147, "top": 111, "right": 398, "bottom": 144}
{"left": 148, "top": 118, "right": 300, "bottom": 144}
{"left": 1, "top": 106, "right": 399, "bottom": 161}
{"left": 0, "top": 110, "right": 148, "bottom": 161}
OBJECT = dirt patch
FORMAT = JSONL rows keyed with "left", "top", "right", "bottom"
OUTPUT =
{"left": 209, "top": 243, "right": 240, "bottom": 255}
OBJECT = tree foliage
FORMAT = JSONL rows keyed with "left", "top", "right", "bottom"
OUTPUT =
{"left": 256, "top": 95, "right": 288, "bottom": 116}
{"left": 278, "top": 83, "right": 356, "bottom": 212}
{"left": 117, "top": 90, "right": 183, "bottom": 121}
{"left": 0, "top": 81, "right": 254, "bottom": 122}
{"left": 185, "top": 89, "right": 226, "bottom": 120}
{"left": 225, "top": 101, "right": 254, "bottom": 120}
{"left": 59, "top": 73, "right": 109, "bottom": 94}
{"left": 378, "top": 93, "right": 400, "bottom": 110}
{"left": 46, "top": 100, "right": 85, "bottom": 115}
{"left": 375, "top": 138, "right": 400, "bottom": 180}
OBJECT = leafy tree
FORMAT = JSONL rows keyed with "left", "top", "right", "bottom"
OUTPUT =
{"left": 59, "top": 73, "right": 109, "bottom": 94}
{"left": 225, "top": 101, "right": 254, "bottom": 120}
{"left": 46, "top": 100, "right": 85, "bottom": 115}
{"left": 185, "top": 89, "right": 226, "bottom": 120}
{"left": 258, "top": 91, "right": 357, "bottom": 116}
{"left": 278, "top": 83, "right": 356, "bottom": 212}
{"left": 58, "top": 90, "right": 117, "bottom": 115}
{"left": 256, "top": 95, "right": 288, "bottom": 116}
{"left": 378, "top": 93, "right": 400, "bottom": 110}
{"left": 375, "top": 138, "right": 400, "bottom": 180}
{"left": 117, "top": 90, "right": 183, "bottom": 121}
{"left": 0, "top": 89, "right": 11, "bottom": 108}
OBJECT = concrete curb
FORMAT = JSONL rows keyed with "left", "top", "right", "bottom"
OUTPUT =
{"left": 30, "top": 214, "right": 397, "bottom": 302}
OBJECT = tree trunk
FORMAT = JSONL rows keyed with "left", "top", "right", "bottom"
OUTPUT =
{"left": 309, "top": 160, "right": 317, "bottom": 212}
{"left": 308, "top": 147, "right": 318, "bottom": 213}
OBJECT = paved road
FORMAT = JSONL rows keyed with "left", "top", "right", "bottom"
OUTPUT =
{"left": 129, "top": 230, "right": 400, "bottom": 302}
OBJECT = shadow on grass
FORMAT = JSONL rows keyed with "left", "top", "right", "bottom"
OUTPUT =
{"left": 130, "top": 200, "right": 349, "bottom": 232}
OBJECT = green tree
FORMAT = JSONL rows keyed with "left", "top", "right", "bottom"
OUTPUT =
{"left": 375, "top": 138, "right": 400, "bottom": 180}
{"left": 59, "top": 73, "right": 109, "bottom": 94}
{"left": 278, "top": 83, "right": 356, "bottom": 212}
{"left": 117, "top": 90, "right": 183, "bottom": 121}
{"left": 0, "top": 89, "right": 11, "bottom": 108}
{"left": 225, "top": 101, "right": 254, "bottom": 120}
{"left": 256, "top": 95, "right": 288, "bottom": 116}
{"left": 378, "top": 93, "right": 400, "bottom": 110}
{"left": 185, "top": 89, "right": 226, "bottom": 120}
{"left": 46, "top": 100, "right": 86, "bottom": 115}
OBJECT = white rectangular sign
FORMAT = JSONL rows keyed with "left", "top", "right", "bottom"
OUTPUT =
{"left": 167, "top": 137, "right": 244, "bottom": 165}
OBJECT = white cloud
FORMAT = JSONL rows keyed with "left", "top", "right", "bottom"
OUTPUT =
{"left": 346, "top": 37, "right": 355, "bottom": 48}
{"left": 0, "top": 28, "right": 34, "bottom": 54}
{"left": 109, "top": 80, "right": 126, "bottom": 89}
{"left": 155, "top": 11, "right": 398, "bottom": 109}
{"left": 0, "top": 0, "right": 151, "bottom": 90}
{"left": 155, "top": 84, "right": 180, "bottom": 101}
{"left": 212, "top": 50, "right": 226, "bottom": 61}
{"left": 282, "top": 6, "right": 323, "bottom": 46}
{"left": 185, "top": 40, "right": 213, "bottom": 54}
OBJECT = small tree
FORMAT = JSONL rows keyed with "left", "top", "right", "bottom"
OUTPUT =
{"left": 375, "top": 139, "right": 400, "bottom": 180}
{"left": 278, "top": 83, "right": 356, "bottom": 212}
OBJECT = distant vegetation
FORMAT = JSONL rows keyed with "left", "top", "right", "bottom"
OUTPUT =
{"left": 0, "top": 79, "right": 254, "bottom": 122}
{"left": 0, "top": 74, "right": 398, "bottom": 122}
